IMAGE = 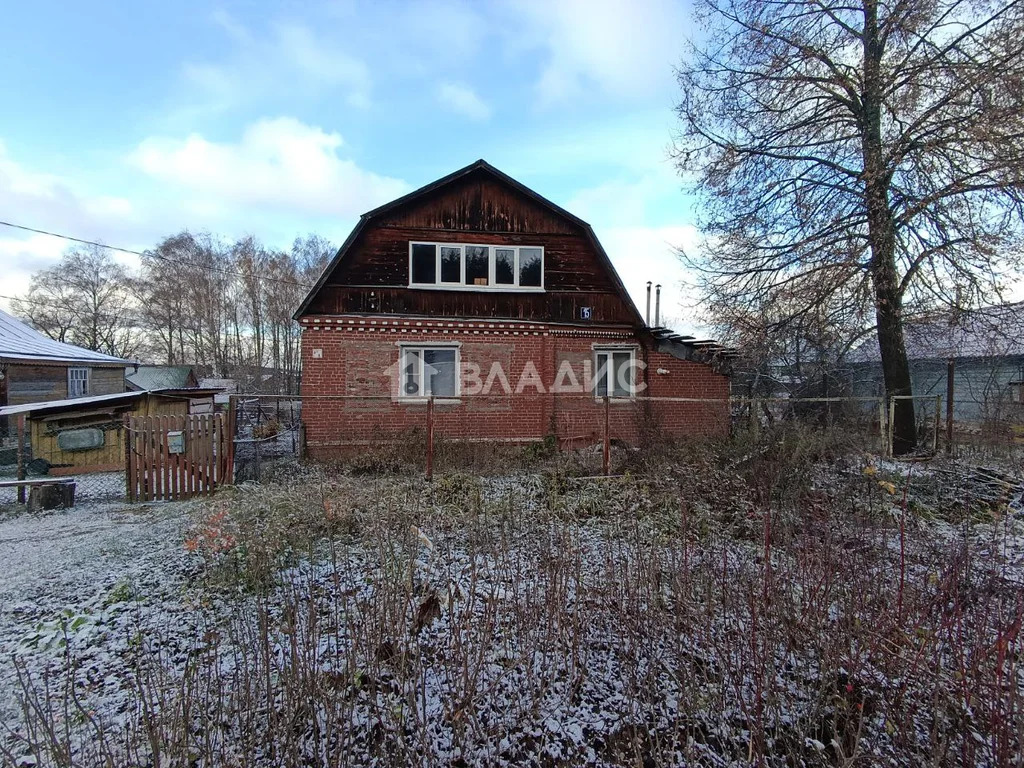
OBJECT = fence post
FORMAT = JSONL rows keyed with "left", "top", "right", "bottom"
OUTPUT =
{"left": 945, "top": 358, "right": 955, "bottom": 455}
{"left": 425, "top": 395, "right": 435, "bottom": 482}
{"left": 878, "top": 398, "right": 887, "bottom": 451}
{"left": 123, "top": 414, "right": 132, "bottom": 502}
{"left": 16, "top": 415, "right": 26, "bottom": 505}
{"left": 887, "top": 397, "right": 896, "bottom": 458}
{"left": 933, "top": 395, "right": 942, "bottom": 453}
{"left": 603, "top": 396, "right": 611, "bottom": 476}
{"left": 225, "top": 396, "right": 237, "bottom": 485}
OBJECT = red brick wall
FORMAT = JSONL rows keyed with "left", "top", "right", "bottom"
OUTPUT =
{"left": 298, "top": 317, "right": 730, "bottom": 457}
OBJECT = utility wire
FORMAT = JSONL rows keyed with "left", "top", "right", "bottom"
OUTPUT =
{"left": 0, "top": 219, "right": 316, "bottom": 289}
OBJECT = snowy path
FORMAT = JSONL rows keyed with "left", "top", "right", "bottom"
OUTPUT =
{"left": 0, "top": 503, "right": 186, "bottom": 601}
{"left": 0, "top": 502, "right": 196, "bottom": 737}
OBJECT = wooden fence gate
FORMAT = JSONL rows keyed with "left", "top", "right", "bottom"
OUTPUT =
{"left": 126, "top": 414, "right": 234, "bottom": 502}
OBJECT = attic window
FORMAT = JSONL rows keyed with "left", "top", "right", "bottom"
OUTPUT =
{"left": 409, "top": 242, "right": 544, "bottom": 290}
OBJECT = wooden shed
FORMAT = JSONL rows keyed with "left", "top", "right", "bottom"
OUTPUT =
{"left": 0, "top": 389, "right": 219, "bottom": 475}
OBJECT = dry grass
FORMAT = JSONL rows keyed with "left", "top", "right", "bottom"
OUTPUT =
{"left": 3, "top": 427, "right": 1024, "bottom": 767}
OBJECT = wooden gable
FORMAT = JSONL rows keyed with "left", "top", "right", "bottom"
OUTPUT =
{"left": 296, "top": 161, "right": 643, "bottom": 327}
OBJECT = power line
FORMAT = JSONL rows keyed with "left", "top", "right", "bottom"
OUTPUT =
{"left": 0, "top": 219, "right": 316, "bottom": 289}
{"left": 0, "top": 293, "right": 148, "bottom": 324}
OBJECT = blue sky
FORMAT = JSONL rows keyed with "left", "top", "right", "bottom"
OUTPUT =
{"left": 0, "top": 0, "right": 702, "bottom": 327}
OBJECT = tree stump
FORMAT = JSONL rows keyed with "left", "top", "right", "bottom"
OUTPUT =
{"left": 28, "top": 483, "right": 76, "bottom": 512}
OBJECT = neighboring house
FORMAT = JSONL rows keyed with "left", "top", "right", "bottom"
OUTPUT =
{"left": 294, "top": 160, "right": 733, "bottom": 456}
{"left": 126, "top": 365, "right": 199, "bottom": 391}
{"left": 847, "top": 304, "right": 1024, "bottom": 425}
{"left": 0, "top": 308, "right": 130, "bottom": 440}
{"left": 0, "top": 389, "right": 219, "bottom": 474}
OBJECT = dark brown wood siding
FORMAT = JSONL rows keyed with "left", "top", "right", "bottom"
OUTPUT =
{"left": 309, "top": 169, "right": 638, "bottom": 325}
{"left": 5, "top": 363, "right": 126, "bottom": 406}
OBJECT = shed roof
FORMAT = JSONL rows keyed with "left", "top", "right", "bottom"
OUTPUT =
{"left": 0, "top": 308, "right": 130, "bottom": 366}
{"left": 198, "top": 378, "right": 238, "bottom": 392}
{"left": 0, "top": 391, "right": 146, "bottom": 417}
{"left": 127, "top": 365, "right": 196, "bottom": 391}
{"left": 849, "top": 303, "right": 1024, "bottom": 363}
{"left": 0, "top": 388, "right": 221, "bottom": 418}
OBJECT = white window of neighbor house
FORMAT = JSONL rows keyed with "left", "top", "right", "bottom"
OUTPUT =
{"left": 68, "top": 367, "right": 90, "bottom": 398}
{"left": 400, "top": 346, "right": 460, "bottom": 399}
{"left": 594, "top": 349, "right": 636, "bottom": 399}
{"left": 409, "top": 241, "right": 544, "bottom": 290}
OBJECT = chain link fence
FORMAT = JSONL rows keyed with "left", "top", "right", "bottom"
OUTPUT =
{"left": 231, "top": 397, "right": 303, "bottom": 483}
{"left": 0, "top": 420, "right": 127, "bottom": 510}
{"left": 227, "top": 391, "right": 1006, "bottom": 482}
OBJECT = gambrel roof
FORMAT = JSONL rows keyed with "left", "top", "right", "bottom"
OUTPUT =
{"left": 294, "top": 159, "right": 644, "bottom": 325}
{"left": 0, "top": 308, "right": 130, "bottom": 366}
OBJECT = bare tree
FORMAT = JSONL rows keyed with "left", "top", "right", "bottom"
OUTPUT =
{"left": 291, "top": 233, "right": 334, "bottom": 281}
{"left": 138, "top": 234, "right": 193, "bottom": 364}
{"left": 13, "top": 244, "right": 140, "bottom": 358}
{"left": 675, "top": 0, "right": 1024, "bottom": 452}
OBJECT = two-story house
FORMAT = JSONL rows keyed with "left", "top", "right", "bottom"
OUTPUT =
{"left": 294, "top": 160, "right": 732, "bottom": 456}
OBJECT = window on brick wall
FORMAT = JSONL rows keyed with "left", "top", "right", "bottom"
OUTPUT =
{"left": 68, "top": 367, "right": 90, "bottom": 398}
{"left": 400, "top": 346, "right": 459, "bottom": 398}
{"left": 594, "top": 348, "right": 636, "bottom": 399}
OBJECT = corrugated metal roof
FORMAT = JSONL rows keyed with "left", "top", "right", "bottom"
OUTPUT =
{"left": 0, "top": 308, "right": 130, "bottom": 365}
{"left": 849, "top": 303, "right": 1024, "bottom": 363}
{"left": 0, "top": 391, "right": 145, "bottom": 417}
{"left": 0, "top": 388, "right": 219, "bottom": 418}
{"left": 199, "top": 378, "right": 238, "bottom": 392}
{"left": 127, "top": 365, "right": 196, "bottom": 391}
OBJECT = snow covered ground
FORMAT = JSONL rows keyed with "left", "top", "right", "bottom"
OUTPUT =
{"left": 0, "top": 500, "right": 202, "bottom": 757}
{"left": 1, "top": 460, "right": 1023, "bottom": 766}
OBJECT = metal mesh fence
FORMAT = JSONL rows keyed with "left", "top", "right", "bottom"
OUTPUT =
{"left": 0, "top": 423, "right": 127, "bottom": 510}
{"left": 2, "top": 389, "right": 1017, "bottom": 508}
{"left": 227, "top": 392, "right": 985, "bottom": 482}
{"left": 232, "top": 397, "right": 303, "bottom": 483}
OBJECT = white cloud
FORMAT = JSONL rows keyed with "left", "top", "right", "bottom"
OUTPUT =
{"left": 437, "top": 82, "right": 492, "bottom": 121}
{"left": 0, "top": 234, "right": 68, "bottom": 306}
{"left": 131, "top": 117, "right": 409, "bottom": 218}
{"left": 506, "top": 0, "right": 686, "bottom": 107}
{"left": 0, "top": 140, "right": 150, "bottom": 309}
{"left": 180, "top": 16, "right": 371, "bottom": 114}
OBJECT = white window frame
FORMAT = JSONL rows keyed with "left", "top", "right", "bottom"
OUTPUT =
{"left": 408, "top": 241, "right": 545, "bottom": 291}
{"left": 68, "top": 367, "right": 90, "bottom": 398}
{"left": 397, "top": 343, "right": 462, "bottom": 401}
{"left": 593, "top": 346, "right": 638, "bottom": 400}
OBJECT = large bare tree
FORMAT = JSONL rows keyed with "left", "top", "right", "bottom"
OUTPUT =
{"left": 675, "top": 0, "right": 1024, "bottom": 452}
{"left": 13, "top": 244, "right": 140, "bottom": 358}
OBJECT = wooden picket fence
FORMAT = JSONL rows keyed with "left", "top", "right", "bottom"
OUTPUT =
{"left": 126, "top": 413, "right": 234, "bottom": 502}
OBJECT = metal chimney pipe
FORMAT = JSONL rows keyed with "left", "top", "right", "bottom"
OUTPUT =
{"left": 654, "top": 284, "right": 662, "bottom": 327}
{"left": 645, "top": 281, "right": 652, "bottom": 326}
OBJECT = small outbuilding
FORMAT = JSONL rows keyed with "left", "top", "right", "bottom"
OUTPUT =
{"left": 0, "top": 389, "right": 219, "bottom": 475}
{"left": 847, "top": 304, "right": 1024, "bottom": 427}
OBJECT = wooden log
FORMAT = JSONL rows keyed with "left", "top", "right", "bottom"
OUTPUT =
{"left": 28, "top": 482, "right": 75, "bottom": 512}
